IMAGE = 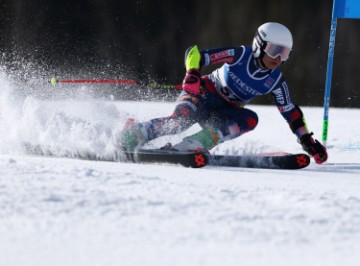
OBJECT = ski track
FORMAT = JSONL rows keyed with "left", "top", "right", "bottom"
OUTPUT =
{"left": 1, "top": 74, "right": 360, "bottom": 266}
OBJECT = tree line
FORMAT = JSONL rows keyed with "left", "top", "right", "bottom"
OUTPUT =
{"left": 1, "top": 0, "right": 359, "bottom": 107}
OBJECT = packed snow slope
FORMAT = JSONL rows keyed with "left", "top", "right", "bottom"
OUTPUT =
{"left": 1, "top": 73, "right": 360, "bottom": 266}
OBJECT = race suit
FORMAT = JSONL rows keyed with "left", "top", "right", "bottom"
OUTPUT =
{"left": 141, "top": 45, "right": 307, "bottom": 144}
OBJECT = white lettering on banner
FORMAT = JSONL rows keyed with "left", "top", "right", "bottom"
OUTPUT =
{"left": 229, "top": 72, "right": 262, "bottom": 96}
{"left": 272, "top": 88, "right": 285, "bottom": 104}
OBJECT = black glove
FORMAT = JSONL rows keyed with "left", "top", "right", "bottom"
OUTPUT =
{"left": 299, "top": 133, "right": 328, "bottom": 164}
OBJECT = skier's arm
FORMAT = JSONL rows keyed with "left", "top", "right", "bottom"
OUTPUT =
{"left": 182, "top": 45, "right": 244, "bottom": 94}
{"left": 181, "top": 45, "right": 202, "bottom": 94}
{"left": 272, "top": 82, "right": 328, "bottom": 164}
{"left": 184, "top": 45, "right": 244, "bottom": 69}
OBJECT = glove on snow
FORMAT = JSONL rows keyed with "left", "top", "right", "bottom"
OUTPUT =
{"left": 299, "top": 133, "right": 328, "bottom": 164}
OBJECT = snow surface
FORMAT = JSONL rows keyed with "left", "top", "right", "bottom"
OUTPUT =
{"left": 1, "top": 73, "right": 360, "bottom": 266}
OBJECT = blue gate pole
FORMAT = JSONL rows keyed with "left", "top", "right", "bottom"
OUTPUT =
{"left": 322, "top": 17, "right": 337, "bottom": 147}
{"left": 322, "top": 0, "right": 360, "bottom": 146}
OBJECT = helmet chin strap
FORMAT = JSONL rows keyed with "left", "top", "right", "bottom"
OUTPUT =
{"left": 256, "top": 56, "right": 268, "bottom": 70}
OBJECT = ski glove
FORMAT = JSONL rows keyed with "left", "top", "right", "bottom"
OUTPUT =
{"left": 182, "top": 69, "right": 203, "bottom": 95}
{"left": 299, "top": 133, "right": 328, "bottom": 164}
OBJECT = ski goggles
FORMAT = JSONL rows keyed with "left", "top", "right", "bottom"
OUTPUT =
{"left": 264, "top": 43, "right": 291, "bottom": 61}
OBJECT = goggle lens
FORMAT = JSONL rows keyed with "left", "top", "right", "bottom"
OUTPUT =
{"left": 264, "top": 43, "right": 291, "bottom": 61}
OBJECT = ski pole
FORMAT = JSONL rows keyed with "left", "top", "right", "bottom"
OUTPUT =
{"left": 147, "top": 83, "right": 183, "bottom": 90}
{"left": 50, "top": 77, "right": 182, "bottom": 90}
{"left": 50, "top": 77, "right": 138, "bottom": 86}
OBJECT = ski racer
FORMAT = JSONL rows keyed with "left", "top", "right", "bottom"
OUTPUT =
{"left": 119, "top": 22, "right": 328, "bottom": 164}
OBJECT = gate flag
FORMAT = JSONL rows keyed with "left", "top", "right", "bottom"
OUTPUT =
{"left": 333, "top": 0, "right": 360, "bottom": 18}
{"left": 322, "top": 0, "right": 360, "bottom": 146}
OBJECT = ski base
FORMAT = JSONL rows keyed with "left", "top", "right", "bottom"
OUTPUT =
{"left": 125, "top": 149, "right": 310, "bottom": 170}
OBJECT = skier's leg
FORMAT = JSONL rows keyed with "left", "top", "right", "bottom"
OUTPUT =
{"left": 172, "top": 107, "right": 258, "bottom": 151}
{"left": 118, "top": 92, "right": 206, "bottom": 151}
{"left": 210, "top": 107, "right": 259, "bottom": 141}
{"left": 145, "top": 92, "right": 208, "bottom": 139}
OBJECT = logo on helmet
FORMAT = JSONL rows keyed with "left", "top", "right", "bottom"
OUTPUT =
{"left": 259, "top": 29, "right": 267, "bottom": 37}
{"left": 255, "top": 35, "right": 264, "bottom": 46}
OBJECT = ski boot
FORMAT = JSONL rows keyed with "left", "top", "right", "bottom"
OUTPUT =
{"left": 118, "top": 118, "right": 148, "bottom": 151}
{"left": 171, "top": 127, "right": 222, "bottom": 152}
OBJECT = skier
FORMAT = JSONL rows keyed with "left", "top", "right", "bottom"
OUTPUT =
{"left": 119, "top": 22, "right": 328, "bottom": 164}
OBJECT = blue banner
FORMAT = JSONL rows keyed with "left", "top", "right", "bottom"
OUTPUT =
{"left": 333, "top": 0, "right": 360, "bottom": 18}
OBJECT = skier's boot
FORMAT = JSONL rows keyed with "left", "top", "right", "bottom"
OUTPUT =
{"left": 118, "top": 118, "right": 148, "bottom": 151}
{"left": 171, "top": 127, "right": 222, "bottom": 152}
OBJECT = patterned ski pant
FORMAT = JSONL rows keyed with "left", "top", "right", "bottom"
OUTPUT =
{"left": 143, "top": 77, "right": 258, "bottom": 143}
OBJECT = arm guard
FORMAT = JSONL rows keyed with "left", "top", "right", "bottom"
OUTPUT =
{"left": 184, "top": 45, "right": 201, "bottom": 70}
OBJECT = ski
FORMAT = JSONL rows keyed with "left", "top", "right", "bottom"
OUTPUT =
{"left": 208, "top": 153, "right": 310, "bottom": 170}
{"left": 124, "top": 149, "right": 208, "bottom": 168}
{"left": 22, "top": 141, "right": 310, "bottom": 170}
{"left": 125, "top": 149, "right": 310, "bottom": 170}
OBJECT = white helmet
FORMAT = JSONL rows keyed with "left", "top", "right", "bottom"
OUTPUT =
{"left": 252, "top": 22, "right": 293, "bottom": 61}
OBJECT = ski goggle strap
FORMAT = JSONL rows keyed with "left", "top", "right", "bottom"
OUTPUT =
{"left": 264, "top": 43, "right": 291, "bottom": 61}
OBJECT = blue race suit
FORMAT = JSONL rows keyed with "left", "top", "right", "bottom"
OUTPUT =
{"left": 142, "top": 45, "right": 306, "bottom": 144}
